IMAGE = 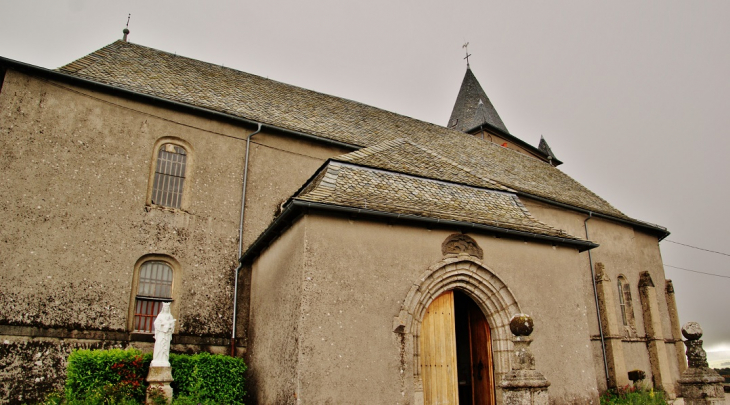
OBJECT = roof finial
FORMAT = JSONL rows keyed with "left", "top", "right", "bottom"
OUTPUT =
{"left": 122, "top": 14, "right": 131, "bottom": 42}
{"left": 462, "top": 42, "right": 471, "bottom": 68}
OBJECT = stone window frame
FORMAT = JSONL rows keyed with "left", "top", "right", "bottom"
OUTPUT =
{"left": 128, "top": 254, "right": 182, "bottom": 334}
{"left": 616, "top": 275, "right": 636, "bottom": 336}
{"left": 146, "top": 137, "right": 194, "bottom": 211}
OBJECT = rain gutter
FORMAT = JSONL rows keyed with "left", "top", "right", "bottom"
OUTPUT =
{"left": 0, "top": 57, "right": 361, "bottom": 151}
{"left": 230, "top": 122, "right": 262, "bottom": 356}
{"left": 464, "top": 121, "right": 563, "bottom": 166}
{"left": 585, "top": 213, "right": 610, "bottom": 387}
{"left": 239, "top": 200, "right": 599, "bottom": 265}
{"left": 518, "top": 192, "right": 670, "bottom": 241}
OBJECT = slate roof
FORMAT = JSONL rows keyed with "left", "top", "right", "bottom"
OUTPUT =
{"left": 447, "top": 67, "right": 508, "bottom": 132}
{"left": 296, "top": 161, "right": 581, "bottom": 240}
{"left": 54, "top": 40, "right": 637, "bottom": 222}
{"left": 334, "top": 138, "right": 512, "bottom": 192}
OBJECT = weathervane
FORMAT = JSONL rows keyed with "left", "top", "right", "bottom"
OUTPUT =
{"left": 463, "top": 42, "right": 471, "bottom": 68}
{"left": 123, "top": 14, "right": 131, "bottom": 42}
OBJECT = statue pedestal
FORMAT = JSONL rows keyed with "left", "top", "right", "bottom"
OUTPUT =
{"left": 146, "top": 366, "right": 174, "bottom": 404}
{"left": 679, "top": 367, "right": 725, "bottom": 405}
{"left": 678, "top": 323, "right": 726, "bottom": 405}
{"left": 499, "top": 317, "right": 550, "bottom": 405}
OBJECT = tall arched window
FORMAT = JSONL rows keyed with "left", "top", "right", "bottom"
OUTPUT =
{"left": 617, "top": 276, "right": 636, "bottom": 334}
{"left": 151, "top": 143, "right": 188, "bottom": 209}
{"left": 133, "top": 261, "right": 174, "bottom": 332}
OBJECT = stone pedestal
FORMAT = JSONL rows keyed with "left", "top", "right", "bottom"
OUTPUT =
{"left": 678, "top": 322, "right": 724, "bottom": 405}
{"left": 499, "top": 314, "right": 550, "bottom": 405}
{"left": 146, "top": 366, "right": 174, "bottom": 404}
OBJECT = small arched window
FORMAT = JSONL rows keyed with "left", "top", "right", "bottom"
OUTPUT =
{"left": 617, "top": 276, "right": 636, "bottom": 334}
{"left": 151, "top": 143, "right": 188, "bottom": 209}
{"left": 133, "top": 261, "right": 174, "bottom": 332}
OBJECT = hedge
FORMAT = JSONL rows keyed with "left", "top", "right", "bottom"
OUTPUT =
{"left": 62, "top": 348, "right": 246, "bottom": 404}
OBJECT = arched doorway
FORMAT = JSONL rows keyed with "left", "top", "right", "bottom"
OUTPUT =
{"left": 394, "top": 254, "right": 521, "bottom": 405}
{"left": 420, "top": 289, "right": 495, "bottom": 405}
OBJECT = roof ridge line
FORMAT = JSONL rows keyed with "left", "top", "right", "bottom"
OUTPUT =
{"left": 59, "top": 41, "right": 487, "bottom": 143}
{"left": 57, "top": 40, "right": 122, "bottom": 73}
{"left": 406, "top": 140, "right": 514, "bottom": 192}
{"left": 300, "top": 162, "right": 341, "bottom": 200}
{"left": 333, "top": 161, "right": 516, "bottom": 196}
{"left": 336, "top": 138, "right": 408, "bottom": 162}
{"left": 511, "top": 196, "right": 576, "bottom": 239}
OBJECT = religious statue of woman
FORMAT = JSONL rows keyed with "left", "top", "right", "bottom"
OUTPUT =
{"left": 151, "top": 302, "right": 176, "bottom": 367}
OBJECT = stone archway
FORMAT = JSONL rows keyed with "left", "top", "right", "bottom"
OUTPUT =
{"left": 393, "top": 254, "right": 521, "bottom": 404}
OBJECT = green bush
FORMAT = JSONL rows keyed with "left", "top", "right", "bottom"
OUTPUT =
{"left": 169, "top": 352, "right": 247, "bottom": 404}
{"left": 61, "top": 348, "right": 246, "bottom": 405}
{"left": 65, "top": 348, "right": 150, "bottom": 404}
{"left": 600, "top": 385, "right": 668, "bottom": 405}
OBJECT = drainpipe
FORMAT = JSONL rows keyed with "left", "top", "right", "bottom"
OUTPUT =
{"left": 231, "top": 123, "right": 263, "bottom": 356}
{"left": 585, "top": 213, "right": 610, "bottom": 386}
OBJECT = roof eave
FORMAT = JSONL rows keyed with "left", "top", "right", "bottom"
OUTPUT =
{"left": 465, "top": 121, "right": 563, "bottom": 166}
{"left": 1, "top": 57, "right": 664, "bottom": 240}
{"left": 518, "top": 191, "right": 670, "bottom": 241}
{"left": 0, "top": 56, "right": 362, "bottom": 151}
{"left": 239, "top": 200, "right": 599, "bottom": 264}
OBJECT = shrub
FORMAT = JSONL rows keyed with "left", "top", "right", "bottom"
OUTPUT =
{"left": 65, "top": 348, "right": 150, "bottom": 404}
{"left": 62, "top": 348, "right": 246, "bottom": 404}
{"left": 169, "top": 352, "right": 247, "bottom": 404}
{"left": 600, "top": 385, "right": 668, "bottom": 405}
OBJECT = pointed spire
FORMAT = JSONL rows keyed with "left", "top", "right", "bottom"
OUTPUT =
{"left": 447, "top": 67, "right": 508, "bottom": 133}
{"left": 538, "top": 135, "right": 559, "bottom": 165}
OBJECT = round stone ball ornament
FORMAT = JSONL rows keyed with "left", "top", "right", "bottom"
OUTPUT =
{"left": 509, "top": 313, "right": 534, "bottom": 337}
{"left": 682, "top": 321, "right": 703, "bottom": 340}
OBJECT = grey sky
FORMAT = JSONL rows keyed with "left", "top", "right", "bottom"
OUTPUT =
{"left": 2, "top": 0, "right": 729, "bottom": 363}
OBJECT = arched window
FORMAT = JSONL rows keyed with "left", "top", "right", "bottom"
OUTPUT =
{"left": 132, "top": 260, "right": 174, "bottom": 332}
{"left": 150, "top": 143, "right": 188, "bottom": 209}
{"left": 617, "top": 276, "right": 636, "bottom": 334}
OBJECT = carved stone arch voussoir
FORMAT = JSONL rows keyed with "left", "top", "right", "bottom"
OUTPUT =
{"left": 441, "top": 233, "right": 483, "bottom": 259}
{"left": 393, "top": 256, "right": 521, "bottom": 397}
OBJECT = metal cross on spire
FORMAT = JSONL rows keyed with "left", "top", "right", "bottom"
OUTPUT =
{"left": 463, "top": 42, "right": 471, "bottom": 68}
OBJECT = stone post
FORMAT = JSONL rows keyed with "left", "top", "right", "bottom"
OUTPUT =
{"left": 499, "top": 314, "right": 550, "bottom": 405}
{"left": 594, "top": 263, "right": 630, "bottom": 388}
{"left": 638, "top": 271, "right": 675, "bottom": 396}
{"left": 678, "top": 322, "right": 725, "bottom": 404}
{"left": 666, "top": 280, "right": 688, "bottom": 373}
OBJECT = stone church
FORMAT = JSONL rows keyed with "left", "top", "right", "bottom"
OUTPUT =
{"left": 0, "top": 35, "right": 686, "bottom": 404}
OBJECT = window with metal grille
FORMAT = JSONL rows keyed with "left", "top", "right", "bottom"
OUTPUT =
{"left": 151, "top": 143, "right": 187, "bottom": 209}
{"left": 133, "top": 261, "right": 173, "bottom": 333}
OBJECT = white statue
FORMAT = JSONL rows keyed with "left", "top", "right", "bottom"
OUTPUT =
{"left": 151, "top": 303, "right": 175, "bottom": 367}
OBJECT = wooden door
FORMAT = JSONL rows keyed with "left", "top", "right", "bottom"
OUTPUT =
{"left": 421, "top": 291, "right": 459, "bottom": 405}
{"left": 467, "top": 302, "right": 494, "bottom": 405}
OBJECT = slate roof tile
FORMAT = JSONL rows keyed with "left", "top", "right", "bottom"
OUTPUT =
{"left": 58, "top": 40, "right": 628, "bottom": 220}
{"left": 297, "top": 162, "right": 581, "bottom": 240}
{"left": 447, "top": 67, "right": 508, "bottom": 132}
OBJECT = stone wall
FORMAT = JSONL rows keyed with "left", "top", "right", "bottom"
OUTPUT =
{"left": 521, "top": 197, "right": 679, "bottom": 394}
{"left": 247, "top": 213, "right": 601, "bottom": 404}
{"left": 0, "top": 337, "right": 128, "bottom": 405}
{"left": 0, "top": 69, "right": 347, "bottom": 402}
